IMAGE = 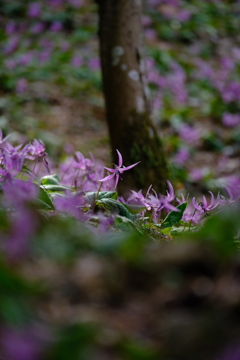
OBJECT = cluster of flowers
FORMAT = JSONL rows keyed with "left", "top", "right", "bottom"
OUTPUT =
{"left": 0, "top": 131, "right": 239, "bottom": 259}
{"left": 2, "top": 0, "right": 100, "bottom": 93}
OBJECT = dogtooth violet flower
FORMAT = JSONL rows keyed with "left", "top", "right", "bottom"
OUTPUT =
{"left": 99, "top": 149, "right": 140, "bottom": 189}
{"left": 192, "top": 191, "right": 220, "bottom": 214}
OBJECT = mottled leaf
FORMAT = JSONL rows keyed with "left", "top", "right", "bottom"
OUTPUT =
{"left": 161, "top": 202, "right": 187, "bottom": 229}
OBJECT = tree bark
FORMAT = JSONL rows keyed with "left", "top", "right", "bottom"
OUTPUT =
{"left": 97, "top": 0, "right": 169, "bottom": 194}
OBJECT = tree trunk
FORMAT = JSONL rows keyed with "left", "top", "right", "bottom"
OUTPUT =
{"left": 97, "top": 0, "right": 169, "bottom": 194}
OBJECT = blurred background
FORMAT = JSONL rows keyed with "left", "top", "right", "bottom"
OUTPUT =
{"left": 1, "top": 0, "right": 240, "bottom": 192}
{"left": 1, "top": 1, "right": 240, "bottom": 359}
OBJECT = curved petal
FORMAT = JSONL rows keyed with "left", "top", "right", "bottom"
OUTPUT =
{"left": 104, "top": 166, "right": 116, "bottom": 173}
{"left": 166, "top": 180, "right": 175, "bottom": 201}
{"left": 208, "top": 191, "right": 215, "bottom": 208}
{"left": 208, "top": 202, "right": 219, "bottom": 211}
{"left": 99, "top": 173, "right": 115, "bottom": 182}
{"left": 116, "top": 149, "right": 123, "bottom": 167}
{"left": 114, "top": 173, "right": 119, "bottom": 189}
{"left": 192, "top": 197, "right": 202, "bottom": 212}
{"left": 123, "top": 161, "right": 141, "bottom": 171}
{"left": 225, "top": 186, "right": 234, "bottom": 201}
{"left": 202, "top": 195, "right": 207, "bottom": 210}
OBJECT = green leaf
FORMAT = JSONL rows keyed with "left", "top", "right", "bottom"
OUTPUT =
{"left": 48, "top": 323, "right": 97, "bottom": 360}
{"left": 40, "top": 174, "right": 60, "bottom": 185}
{"left": 96, "top": 198, "right": 133, "bottom": 219}
{"left": 161, "top": 227, "right": 172, "bottom": 235}
{"left": 33, "top": 198, "right": 53, "bottom": 210}
{"left": 122, "top": 203, "right": 146, "bottom": 215}
{"left": 38, "top": 186, "right": 55, "bottom": 210}
{"left": 97, "top": 191, "right": 118, "bottom": 200}
{"left": 21, "top": 165, "right": 32, "bottom": 175}
{"left": 161, "top": 202, "right": 187, "bottom": 229}
{"left": 83, "top": 191, "right": 118, "bottom": 206}
{"left": 116, "top": 215, "right": 138, "bottom": 230}
{"left": 41, "top": 184, "right": 71, "bottom": 193}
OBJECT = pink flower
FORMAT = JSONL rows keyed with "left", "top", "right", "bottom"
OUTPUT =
{"left": 192, "top": 191, "right": 220, "bottom": 214}
{"left": 99, "top": 150, "right": 140, "bottom": 190}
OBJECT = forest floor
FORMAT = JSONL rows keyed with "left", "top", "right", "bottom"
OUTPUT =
{"left": 10, "top": 81, "right": 240, "bottom": 198}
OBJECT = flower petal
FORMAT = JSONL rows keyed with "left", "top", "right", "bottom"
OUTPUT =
{"left": 114, "top": 173, "right": 119, "bottom": 189}
{"left": 104, "top": 166, "right": 116, "bottom": 173}
{"left": 116, "top": 149, "right": 123, "bottom": 167}
{"left": 166, "top": 180, "right": 175, "bottom": 201}
{"left": 123, "top": 161, "right": 141, "bottom": 171}
{"left": 208, "top": 191, "right": 215, "bottom": 208}
{"left": 192, "top": 197, "right": 202, "bottom": 212}
{"left": 99, "top": 173, "right": 115, "bottom": 182}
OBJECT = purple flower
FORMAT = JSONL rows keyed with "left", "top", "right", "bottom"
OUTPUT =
{"left": 5, "top": 21, "right": 16, "bottom": 35}
{"left": 18, "top": 53, "right": 33, "bottom": 66}
{"left": 27, "top": 139, "right": 46, "bottom": 160}
{"left": 16, "top": 78, "right": 28, "bottom": 93}
{"left": 189, "top": 168, "right": 206, "bottom": 182}
{"left": 3, "top": 179, "right": 37, "bottom": 205}
{"left": 39, "top": 51, "right": 51, "bottom": 64}
{"left": 28, "top": 2, "right": 42, "bottom": 18}
{"left": 49, "top": 0, "right": 64, "bottom": 7}
{"left": 99, "top": 150, "right": 140, "bottom": 190}
{"left": 219, "top": 176, "right": 240, "bottom": 205}
{"left": 50, "top": 21, "right": 63, "bottom": 32}
{"left": 165, "top": 180, "right": 175, "bottom": 202}
{"left": 145, "top": 29, "right": 157, "bottom": 40}
{"left": 0, "top": 325, "right": 43, "bottom": 360}
{"left": 73, "top": 151, "right": 94, "bottom": 171}
{"left": 141, "top": 15, "right": 152, "bottom": 27}
{"left": 30, "top": 22, "right": 45, "bottom": 34}
{"left": 71, "top": 54, "right": 83, "bottom": 67}
{"left": 88, "top": 58, "right": 100, "bottom": 71}
{"left": 3, "top": 207, "right": 38, "bottom": 259}
{"left": 0, "top": 129, "right": 11, "bottom": 147}
{"left": 5, "top": 59, "right": 17, "bottom": 70}
{"left": 178, "top": 124, "right": 201, "bottom": 145}
{"left": 148, "top": 193, "right": 178, "bottom": 221}
{"left": 195, "top": 59, "right": 214, "bottom": 78}
{"left": 220, "top": 57, "right": 235, "bottom": 72}
{"left": 217, "top": 344, "right": 240, "bottom": 360}
{"left": 27, "top": 139, "right": 49, "bottom": 174}
{"left": 54, "top": 193, "right": 85, "bottom": 220}
{"left": 174, "top": 147, "right": 190, "bottom": 166}
{"left": 222, "top": 113, "right": 240, "bottom": 127}
{"left": 192, "top": 191, "right": 220, "bottom": 214}
{"left": 176, "top": 9, "right": 192, "bottom": 22}
{"left": 127, "top": 185, "right": 152, "bottom": 211}
{"left": 221, "top": 82, "right": 240, "bottom": 103}
{"left": 146, "top": 182, "right": 178, "bottom": 221}
{"left": 168, "top": 62, "right": 188, "bottom": 103}
{"left": 227, "top": 175, "right": 240, "bottom": 189}
{"left": 2, "top": 143, "right": 29, "bottom": 176}
{"left": 4, "top": 36, "right": 19, "bottom": 55}
{"left": 182, "top": 208, "right": 201, "bottom": 225}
